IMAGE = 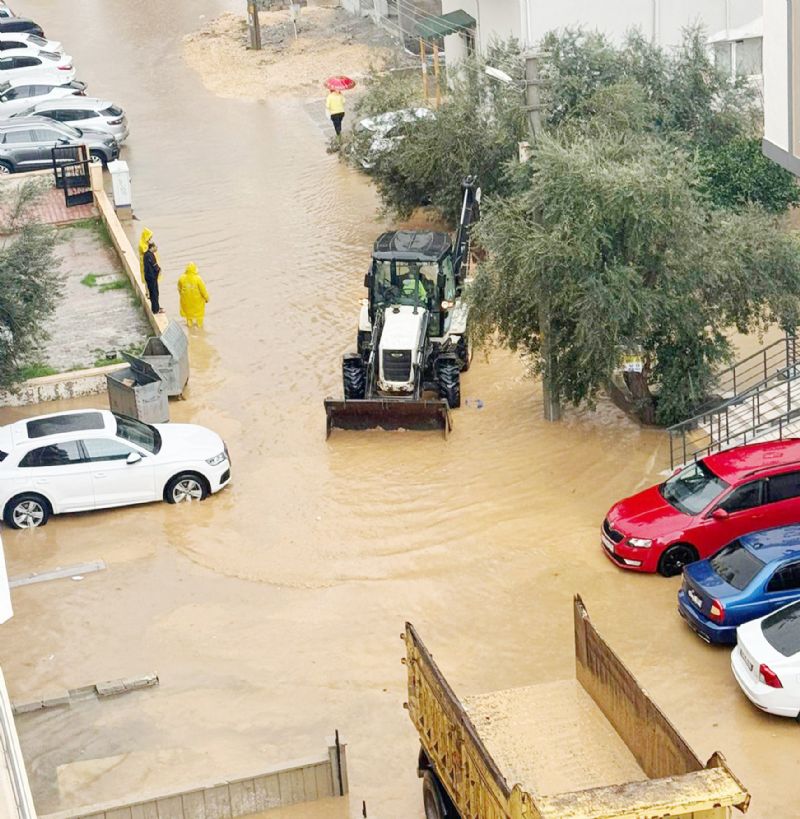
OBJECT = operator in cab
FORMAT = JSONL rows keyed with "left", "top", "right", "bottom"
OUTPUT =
{"left": 400, "top": 263, "right": 428, "bottom": 302}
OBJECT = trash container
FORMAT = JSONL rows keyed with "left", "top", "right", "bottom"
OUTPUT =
{"left": 139, "top": 321, "right": 190, "bottom": 398}
{"left": 106, "top": 354, "right": 169, "bottom": 423}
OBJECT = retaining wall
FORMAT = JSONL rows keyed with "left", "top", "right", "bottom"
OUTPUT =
{"left": 40, "top": 736, "right": 348, "bottom": 819}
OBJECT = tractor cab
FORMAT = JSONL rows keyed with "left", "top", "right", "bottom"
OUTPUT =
{"left": 366, "top": 230, "right": 457, "bottom": 337}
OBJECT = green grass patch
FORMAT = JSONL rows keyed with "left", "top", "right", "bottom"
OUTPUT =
{"left": 19, "top": 362, "right": 58, "bottom": 380}
{"left": 81, "top": 273, "right": 98, "bottom": 287}
{"left": 99, "top": 278, "right": 129, "bottom": 293}
{"left": 66, "top": 217, "right": 114, "bottom": 249}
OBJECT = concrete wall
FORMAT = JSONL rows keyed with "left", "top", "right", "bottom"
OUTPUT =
{"left": 40, "top": 737, "right": 348, "bottom": 819}
{"left": 763, "top": 0, "right": 794, "bottom": 171}
{"left": 441, "top": 0, "right": 762, "bottom": 61}
{"left": 0, "top": 668, "right": 37, "bottom": 819}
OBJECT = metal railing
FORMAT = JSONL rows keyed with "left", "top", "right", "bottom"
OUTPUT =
{"left": 667, "top": 361, "right": 800, "bottom": 468}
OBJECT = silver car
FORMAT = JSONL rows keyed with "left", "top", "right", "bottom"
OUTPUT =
{"left": 0, "top": 116, "right": 118, "bottom": 172}
{"left": 0, "top": 78, "right": 86, "bottom": 117}
{"left": 14, "top": 97, "right": 128, "bottom": 142}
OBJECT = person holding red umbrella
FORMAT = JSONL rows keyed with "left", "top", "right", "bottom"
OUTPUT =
{"left": 325, "top": 76, "right": 355, "bottom": 138}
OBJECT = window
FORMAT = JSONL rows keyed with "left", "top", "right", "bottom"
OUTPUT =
{"left": 82, "top": 438, "right": 137, "bottom": 462}
{"left": 0, "top": 450, "right": 7, "bottom": 462}
{"left": 27, "top": 412, "right": 104, "bottom": 438}
{"left": 19, "top": 441, "right": 83, "bottom": 467}
{"left": 762, "top": 601, "right": 800, "bottom": 656}
{"left": 660, "top": 460, "right": 729, "bottom": 515}
{"left": 33, "top": 128, "right": 60, "bottom": 142}
{"left": 12, "top": 57, "right": 40, "bottom": 68}
{"left": 114, "top": 414, "right": 161, "bottom": 454}
{"left": 709, "top": 540, "right": 765, "bottom": 590}
{"left": 735, "top": 37, "right": 762, "bottom": 77}
{"left": 767, "top": 563, "right": 800, "bottom": 593}
{"left": 100, "top": 105, "right": 122, "bottom": 117}
{"left": 1, "top": 87, "right": 21, "bottom": 100}
{"left": 2, "top": 128, "right": 33, "bottom": 142}
{"left": 0, "top": 41, "right": 22, "bottom": 51}
{"left": 0, "top": 58, "right": 14, "bottom": 71}
{"left": 719, "top": 480, "right": 763, "bottom": 514}
{"left": 26, "top": 35, "right": 47, "bottom": 47}
{"left": 767, "top": 471, "right": 800, "bottom": 503}
{"left": 713, "top": 42, "right": 732, "bottom": 76}
{"left": 29, "top": 85, "right": 50, "bottom": 97}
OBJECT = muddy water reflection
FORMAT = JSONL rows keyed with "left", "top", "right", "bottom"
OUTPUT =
{"left": 0, "top": 1, "right": 797, "bottom": 817}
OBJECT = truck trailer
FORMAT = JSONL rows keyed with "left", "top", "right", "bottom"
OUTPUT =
{"left": 403, "top": 596, "right": 750, "bottom": 819}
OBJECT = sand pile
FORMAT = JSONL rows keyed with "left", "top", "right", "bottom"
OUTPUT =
{"left": 184, "top": 6, "right": 395, "bottom": 99}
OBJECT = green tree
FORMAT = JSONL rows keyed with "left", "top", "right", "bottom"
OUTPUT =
{"left": 470, "top": 131, "right": 800, "bottom": 425}
{"left": 0, "top": 181, "right": 62, "bottom": 390}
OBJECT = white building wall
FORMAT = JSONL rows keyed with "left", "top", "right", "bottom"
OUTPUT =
{"left": 763, "top": 0, "right": 789, "bottom": 154}
{"left": 442, "top": 0, "right": 761, "bottom": 55}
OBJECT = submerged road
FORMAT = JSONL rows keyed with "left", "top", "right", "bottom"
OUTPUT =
{"left": 0, "top": 2, "right": 797, "bottom": 816}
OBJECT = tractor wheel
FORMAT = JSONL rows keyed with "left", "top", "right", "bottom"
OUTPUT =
{"left": 456, "top": 334, "right": 473, "bottom": 372}
{"left": 438, "top": 360, "right": 461, "bottom": 409}
{"left": 343, "top": 356, "right": 366, "bottom": 400}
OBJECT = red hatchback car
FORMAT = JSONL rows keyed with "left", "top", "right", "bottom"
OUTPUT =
{"left": 602, "top": 439, "right": 800, "bottom": 576}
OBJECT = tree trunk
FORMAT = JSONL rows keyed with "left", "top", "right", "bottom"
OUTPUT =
{"left": 623, "top": 362, "right": 656, "bottom": 425}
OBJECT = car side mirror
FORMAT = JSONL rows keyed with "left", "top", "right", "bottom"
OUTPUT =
{"left": 711, "top": 508, "right": 729, "bottom": 521}
{"left": 126, "top": 452, "right": 142, "bottom": 465}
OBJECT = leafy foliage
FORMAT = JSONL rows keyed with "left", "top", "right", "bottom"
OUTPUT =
{"left": 0, "top": 181, "right": 62, "bottom": 390}
{"left": 471, "top": 133, "right": 800, "bottom": 424}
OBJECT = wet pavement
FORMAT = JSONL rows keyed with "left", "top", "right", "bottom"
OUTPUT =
{"left": 0, "top": 1, "right": 798, "bottom": 817}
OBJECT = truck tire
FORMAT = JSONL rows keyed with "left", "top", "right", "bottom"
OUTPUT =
{"left": 437, "top": 360, "right": 461, "bottom": 409}
{"left": 422, "top": 770, "right": 454, "bottom": 819}
{"left": 343, "top": 356, "right": 366, "bottom": 400}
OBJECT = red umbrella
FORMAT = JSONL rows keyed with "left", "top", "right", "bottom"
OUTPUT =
{"left": 325, "top": 76, "right": 356, "bottom": 91}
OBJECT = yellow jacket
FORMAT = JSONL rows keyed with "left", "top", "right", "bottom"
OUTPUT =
{"left": 138, "top": 227, "right": 153, "bottom": 282}
{"left": 177, "top": 263, "right": 209, "bottom": 322}
{"left": 326, "top": 91, "right": 345, "bottom": 115}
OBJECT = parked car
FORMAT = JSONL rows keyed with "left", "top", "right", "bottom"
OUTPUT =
{"left": 0, "top": 32, "right": 63, "bottom": 54}
{"left": 732, "top": 599, "right": 800, "bottom": 719}
{"left": 14, "top": 97, "right": 128, "bottom": 142}
{"left": 677, "top": 525, "right": 800, "bottom": 644}
{"left": 0, "top": 5, "right": 14, "bottom": 19}
{"left": 0, "top": 19, "right": 43, "bottom": 37}
{"left": 0, "top": 409, "right": 231, "bottom": 528}
{"left": 0, "top": 117, "right": 118, "bottom": 171}
{"left": 0, "top": 51, "right": 74, "bottom": 83}
{"left": 352, "top": 107, "right": 435, "bottom": 169}
{"left": 0, "top": 78, "right": 86, "bottom": 117}
{"left": 602, "top": 439, "right": 800, "bottom": 576}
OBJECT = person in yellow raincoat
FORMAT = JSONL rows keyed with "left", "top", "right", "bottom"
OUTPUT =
{"left": 177, "top": 263, "right": 209, "bottom": 327}
{"left": 138, "top": 227, "right": 160, "bottom": 283}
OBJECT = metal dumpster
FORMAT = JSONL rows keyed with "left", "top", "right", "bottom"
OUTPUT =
{"left": 106, "top": 354, "right": 169, "bottom": 423}
{"left": 139, "top": 321, "right": 190, "bottom": 398}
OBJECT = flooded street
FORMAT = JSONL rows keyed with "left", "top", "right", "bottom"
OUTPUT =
{"left": 0, "top": 1, "right": 798, "bottom": 816}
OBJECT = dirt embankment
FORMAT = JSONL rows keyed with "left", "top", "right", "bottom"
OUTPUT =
{"left": 183, "top": 6, "right": 396, "bottom": 99}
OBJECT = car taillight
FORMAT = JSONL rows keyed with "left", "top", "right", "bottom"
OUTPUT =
{"left": 709, "top": 599, "right": 725, "bottom": 623}
{"left": 759, "top": 663, "right": 783, "bottom": 688}
{"left": 57, "top": 64, "right": 72, "bottom": 70}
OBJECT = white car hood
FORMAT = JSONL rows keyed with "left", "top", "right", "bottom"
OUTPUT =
{"left": 154, "top": 423, "right": 224, "bottom": 461}
{"left": 381, "top": 305, "right": 426, "bottom": 350}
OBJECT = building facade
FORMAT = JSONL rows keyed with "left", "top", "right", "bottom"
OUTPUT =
{"left": 439, "top": 0, "right": 762, "bottom": 68}
{"left": 763, "top": 0, "right": 800, "bottom": 174}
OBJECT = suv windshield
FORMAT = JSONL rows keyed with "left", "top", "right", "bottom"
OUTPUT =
{"left": 762, "top": 601, "right": 800, "bottom": 657}
{"left": 373, "top": 259, "right": 438, "bottom": 308}
{"left": 710, "top": 540, "right": 765, "bottom": 590}
{"left": 661, "top": 459, "right": 729, "bottom": 515}
{"left": 114, "top": 413, "right": 161, "bottom": 454}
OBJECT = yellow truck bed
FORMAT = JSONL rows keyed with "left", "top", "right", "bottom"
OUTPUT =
{"left": 403, "top": 596, "right": 750, "bottom": 819}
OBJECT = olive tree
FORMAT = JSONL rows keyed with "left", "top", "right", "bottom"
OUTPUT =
{"left": 470, "top": 131, "right": 800, "bottom": 425}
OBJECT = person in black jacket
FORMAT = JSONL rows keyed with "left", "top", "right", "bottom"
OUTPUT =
{"left": 143, "top": 240, "right": 164, "bottom": 314}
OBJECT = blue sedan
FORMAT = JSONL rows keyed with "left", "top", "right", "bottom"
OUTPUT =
{"left": 678, "top": 525, "right": 800, "bottom": 645}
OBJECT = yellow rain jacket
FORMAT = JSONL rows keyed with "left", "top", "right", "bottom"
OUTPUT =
{"left": 326, "top": 91, "right": 345, "bottom": 115}
{"left": 177, "top": 263, "right": 210, "bottom": 326}
{"left": 138, "top": 227, "right": 160, "bottom": 282}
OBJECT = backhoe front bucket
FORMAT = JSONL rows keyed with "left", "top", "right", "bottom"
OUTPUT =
{"left": 324, "top": 397, "right": 451, "bottom": 438}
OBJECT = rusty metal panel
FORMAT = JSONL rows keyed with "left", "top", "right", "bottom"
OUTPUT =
{"left": 573, "top": 594, "right": 704, "bottom": 780}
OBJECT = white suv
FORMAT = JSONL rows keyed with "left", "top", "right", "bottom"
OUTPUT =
{"left": 0, "top": 410, "right": 231, "bottom": 528}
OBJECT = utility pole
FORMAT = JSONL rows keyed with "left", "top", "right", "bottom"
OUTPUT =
{"left": 525, "top": 52, "right": 561, "bottom": 422}
{"left": 247, "top": 0, "right": 262, "bottom": 50}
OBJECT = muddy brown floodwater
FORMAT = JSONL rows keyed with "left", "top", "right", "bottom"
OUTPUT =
{"left": 0, "top": 2, "right": 798, "bottom": 817}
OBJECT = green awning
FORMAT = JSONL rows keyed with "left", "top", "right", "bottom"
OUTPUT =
{"left": 416, "top": 9, "right": 476, "bottom": 39}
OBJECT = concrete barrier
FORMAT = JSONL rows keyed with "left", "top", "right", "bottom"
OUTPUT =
{"left": 0, "top": 668, "right": 38, "bottom": 819}
{"left": 40, "top": 735, "right": 348, "bottom": 819}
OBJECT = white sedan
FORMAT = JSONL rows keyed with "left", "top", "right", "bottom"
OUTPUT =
{"left": 0, "top": 409, "right": 231, "bottom": 528}
{"left": 732, "top": 601, "right": 800, "bottom": 720}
